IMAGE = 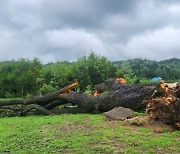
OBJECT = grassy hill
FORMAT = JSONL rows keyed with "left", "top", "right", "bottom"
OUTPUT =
{"left": 113, "top": 58, "right": 180, "bottom": 82}
{"left": 159, "top": 58, "right": 180, "bottom": 73}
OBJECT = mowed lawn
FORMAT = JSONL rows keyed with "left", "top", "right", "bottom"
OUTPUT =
{"left": 0, "top": 114, "right": 179, "bottom": 154}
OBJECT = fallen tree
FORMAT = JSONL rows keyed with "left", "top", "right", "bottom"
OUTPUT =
{"left": 0, "top": 79, "right": 154, "bottom": 116}
{"left": 146, "top": 81, "right": 180, "bottom": 128}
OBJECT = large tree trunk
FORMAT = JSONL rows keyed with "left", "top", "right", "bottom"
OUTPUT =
{"left": 61, "top": 84, "right": 154, "bottom": 112}
{"left": 0, "top": 79, "right": 154, "bottom": 116}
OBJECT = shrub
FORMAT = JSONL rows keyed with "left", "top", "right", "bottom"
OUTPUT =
{"left": 39, "top": 84, "right": 57, "bottom": 95}
{"left": 5, "top": 92, "right": 14, "bottom": 98}
{"left": 85, "top": 85, "right": 93, "bottom": 95}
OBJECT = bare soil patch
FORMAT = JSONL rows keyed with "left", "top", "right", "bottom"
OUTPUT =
{"left": 124, "top": 115, "right": 174, "bottom": 132}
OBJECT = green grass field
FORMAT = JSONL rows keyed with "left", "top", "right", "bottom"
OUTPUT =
{"left": 0, "top": 98, "right": 22, "bottom": 101}
{"left": 0, "top": 114, "right": 179, "bottom": 154}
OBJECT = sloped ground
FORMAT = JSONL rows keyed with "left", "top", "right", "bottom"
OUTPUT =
{"left": 0, "top": 114, "right": 179, "bottom": 154}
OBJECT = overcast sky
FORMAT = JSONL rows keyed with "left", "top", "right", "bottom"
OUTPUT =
{"left": 0, "top": 0, "right": 180, "bottom": 63}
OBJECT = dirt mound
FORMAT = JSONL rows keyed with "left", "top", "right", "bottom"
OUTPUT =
{"left": 104, "top": 107, "right": 134, "bottom": 120}
{"left": 124, "top": 116, "right": 174, "bottom": 132}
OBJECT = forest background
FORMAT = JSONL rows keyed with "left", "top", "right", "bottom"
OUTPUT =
{"left": 0, "top": 52, "right": 179, "bottom": 98}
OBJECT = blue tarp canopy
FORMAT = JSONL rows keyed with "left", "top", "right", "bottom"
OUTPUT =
{"left": 151, "top": 77, "right": 162, "bottom": 82}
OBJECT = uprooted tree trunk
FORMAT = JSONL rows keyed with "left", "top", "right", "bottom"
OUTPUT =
{"left": 0, "top": 79, "right": 154, "bottom": 116}
{"left": 146, "top": 85, "right": 180, "bottom": 128}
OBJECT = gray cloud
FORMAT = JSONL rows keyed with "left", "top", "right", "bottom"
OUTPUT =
{"left": 0, "top": 0, "right": 180, "bottom": 63}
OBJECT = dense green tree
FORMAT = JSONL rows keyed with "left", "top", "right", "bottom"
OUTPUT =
{"left": 0, "top": 58, "right": 42, "bottom": 97}
{"left": 40, "top": 62, "right": 75, "bottom": 89}
{"left": 0, "top": 61, "right": 17, "bottom": 97}
{"left": 73, "top": 52, "right": 117, "bottom": 90}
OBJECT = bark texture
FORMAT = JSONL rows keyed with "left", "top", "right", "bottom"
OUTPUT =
{"left": 0, "top": 79, "right": 154, "bottom": 116}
